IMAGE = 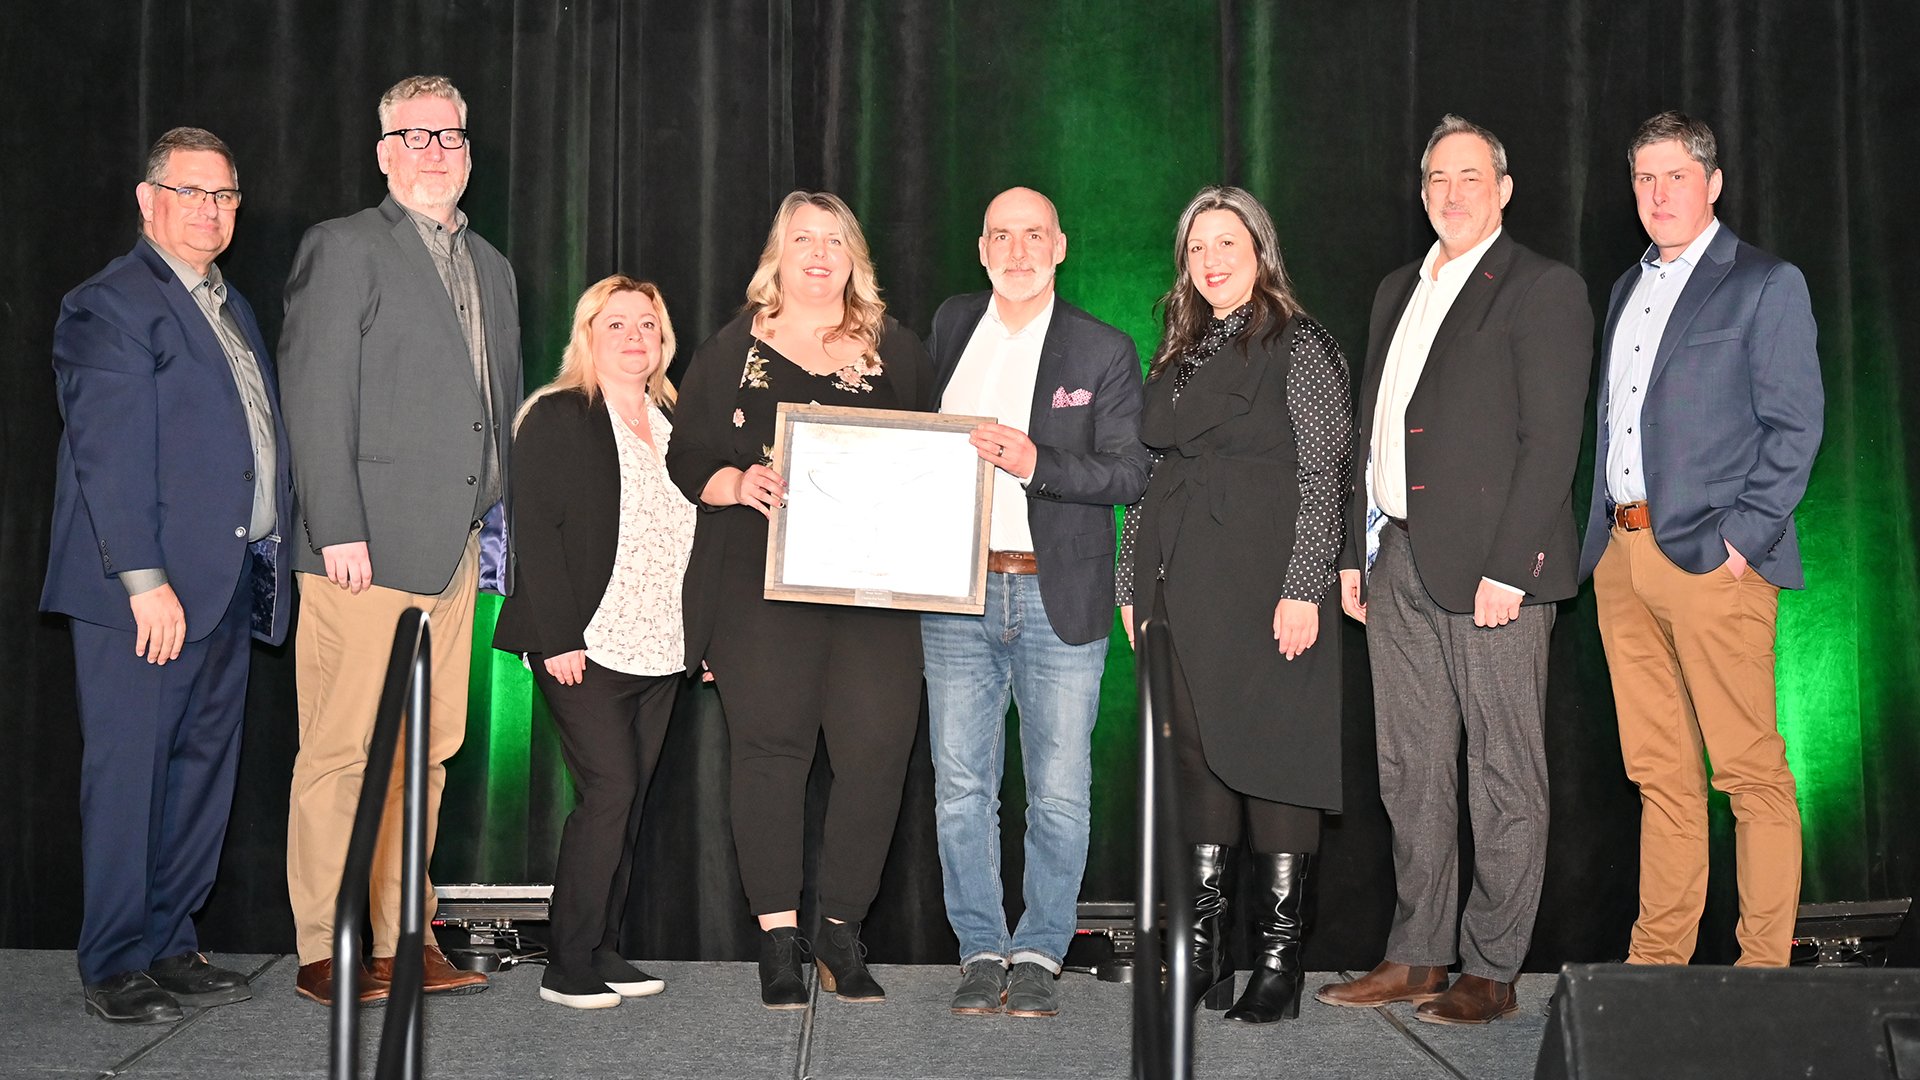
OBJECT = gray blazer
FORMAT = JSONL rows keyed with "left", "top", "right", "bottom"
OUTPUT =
{"left": 927, "top": 292, "right": 1149, "bottom": 645}
{"left": 279, "top": 195, "right": 522, "bottom": 596}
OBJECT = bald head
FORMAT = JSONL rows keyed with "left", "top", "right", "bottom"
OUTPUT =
{"left": 979, "top": 187, "right": 1066, "bottom": 308}
{"left": 981, "top": 186, "right": 1061, "bottom": 236}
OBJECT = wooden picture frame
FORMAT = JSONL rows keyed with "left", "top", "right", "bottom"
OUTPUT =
{"left": 763, "top": 402, "right": 994, "bottom": 613}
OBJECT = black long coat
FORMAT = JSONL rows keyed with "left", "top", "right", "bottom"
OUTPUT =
{"left": 1130, "top": 315, "right": 1347, "bottom": 811}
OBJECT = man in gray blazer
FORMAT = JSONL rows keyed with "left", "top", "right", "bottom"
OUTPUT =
{"left": 922, "top": 187, "right": 1148, "bottom": 1019}
{"left": 1578, "top": 111, "right": 1822, "bottom": 968}
{"left": 279, "top": 75, "right": 521, "bottom": 1005}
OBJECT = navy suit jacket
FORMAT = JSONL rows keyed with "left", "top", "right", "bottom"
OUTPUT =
{"left": 1577, "top": 224, "right": 1822, "bottom": 588}
{"left": 927, "top": 292, "right": 1149, "bottom": 645}
{"left": 41, "top": 239, "right": 295, "bottom": 645}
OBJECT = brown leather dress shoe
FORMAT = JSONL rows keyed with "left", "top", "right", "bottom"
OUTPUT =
{"left": 1314, "top": 961, "right": 1449, "bottom": 1007}
{"left": 369, "top": 946, "right": 490, "bottom": 996}
{"left": 1413, "top": 973, "right": 1518, "bottom": 1024}
{"left": 295, "top": 959, "right": 390, "bottom": 1006}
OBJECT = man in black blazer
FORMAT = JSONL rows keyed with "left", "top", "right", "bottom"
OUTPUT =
{"left": 1578, "top": 112, "right": 1822, "bottom": 968}
{"left": 921, "top": 187, "right": 1148, "bottom": 1018}
{"left": 1318, "top": 117, "right": 1593, "bottom": 1024}
{"left": 279, "top": 75, "right": 520, "bottom": 1005}
{"left": 42, "top": 128, "right": 294, "bottom": 1023}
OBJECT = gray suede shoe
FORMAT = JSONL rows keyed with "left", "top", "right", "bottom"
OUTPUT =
{"left": 1004, "top": 962, "right": 1059, "bottom": 1018}
{"left": 949, "top": 958, "right": 1008, "bottom": 1015}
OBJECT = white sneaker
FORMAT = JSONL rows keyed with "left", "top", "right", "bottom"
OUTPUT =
{"left": 539, "top": 985, "right": 622, "bottom": 1010}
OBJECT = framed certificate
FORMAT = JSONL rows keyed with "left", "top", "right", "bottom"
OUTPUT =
{"left": 764, "top": 402, "right": 994, "bottom": 613}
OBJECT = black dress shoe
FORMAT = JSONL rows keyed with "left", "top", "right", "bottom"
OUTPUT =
{"left": 84, "top": 971, "right": 184, "bottom": 1024}
{"left": 148, "top": 951, "right": 254, "bottom": 1008}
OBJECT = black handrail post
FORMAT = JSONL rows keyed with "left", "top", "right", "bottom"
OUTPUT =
{"left": 376, "top": 618, "right": 430, "bottom": 1080}
{"left": 330, "top": 609, "right": 431, "bottom": 1080}
{"left": 1132, "top": 615, "right": 1194, "bottom": 1080}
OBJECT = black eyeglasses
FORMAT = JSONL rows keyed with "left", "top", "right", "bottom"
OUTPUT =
{"left": 148, "top": 182, "right": 243, "bottom": 210}
{"left": 383, "top": 127, "right": 470, "bottom": 150}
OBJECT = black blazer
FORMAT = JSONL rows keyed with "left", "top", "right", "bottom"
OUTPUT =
{"left": 1341, "top": 232, "right": 1594, "bottom": 613}
{"left": 491, "top": 389, "right": 623, "bottom": 656}
{"left": 666, "top": 309, "right": 932, "bottom": 671}
{"left": 926, "top": 293, "right": 1150, "bottom": 645}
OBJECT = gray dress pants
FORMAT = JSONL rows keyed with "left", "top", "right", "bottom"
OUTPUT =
{"left": 1365, "top": 524, "right": 1552, "bottom": 982}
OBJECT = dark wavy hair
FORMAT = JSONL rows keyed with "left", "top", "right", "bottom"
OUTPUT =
{"left": 1147, "top": 186, "right": 1302, "bottom": 380}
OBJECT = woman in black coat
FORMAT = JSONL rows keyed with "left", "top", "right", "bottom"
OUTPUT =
{"left": 493, "top": 275, "right": 696, "bottom": 1010}
{"left": 1119, "top": 186, "right": 1354, "bottom": 1023}
{"left": 665, "top": 191, "right": 932, "bottom": 1009}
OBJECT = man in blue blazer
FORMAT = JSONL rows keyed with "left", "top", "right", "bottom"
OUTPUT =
{"left": 1578, "top": 111, "right": 1823, "bottom": 968}
{"left": 922, "top": 187, "right": 1148, "bottom": 1018}
{"left": 41, "top": 128, "right": 293, "bottom": 1023}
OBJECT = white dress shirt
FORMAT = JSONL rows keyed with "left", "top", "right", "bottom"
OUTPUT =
{"left": 1370, "top": 228, "right": 1503, "bottom": 518}
{"left": 940, "top": 295, "right": 1055, "bottom": 552}
{"left": 1369, "top": 228, "right": 1522, "bottom": 594}
{"left": 1605, "top": 217, "right": 1722, "bottom": 505}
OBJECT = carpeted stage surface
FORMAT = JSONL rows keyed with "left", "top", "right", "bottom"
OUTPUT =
{"left": 2, "top": 951, "right": 1553, "bottom": 1078}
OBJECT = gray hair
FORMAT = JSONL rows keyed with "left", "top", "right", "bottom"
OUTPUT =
{"left": 1628, "top": 110, "right": 1719, "bottom": 177}
{"left": 1418, "top": 114, "right": 1509, "bottom": 182}
{"left": 143, "top": 127, "right": 238, "bottom": 186}
{"left": 377, "top": 75, "right": 469, "bottom": 133}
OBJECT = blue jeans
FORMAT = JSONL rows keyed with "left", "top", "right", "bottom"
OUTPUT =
{"left": 922, "top": 572, "right": 1108, "bottom": 971}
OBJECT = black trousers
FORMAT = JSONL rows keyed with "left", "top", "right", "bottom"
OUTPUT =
{"left": 707, "top": 594, "right": 922, "bottom": 923}
{"left": 1160, "top": 595, "right": 1321, "bottom": 854}
{"left": 529, "top": 657, "right": 679, "bottom": 972}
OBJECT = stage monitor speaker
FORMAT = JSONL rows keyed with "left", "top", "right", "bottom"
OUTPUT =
{"left": 1535, "top": 964, "right": 1920, "bottom": 1080}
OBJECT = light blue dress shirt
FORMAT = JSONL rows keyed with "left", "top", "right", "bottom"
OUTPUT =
{"left": 1604, "top": 218, "right": 1722, "bottom": 505}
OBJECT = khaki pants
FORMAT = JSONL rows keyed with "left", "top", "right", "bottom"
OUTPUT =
{"left": 1593, "top": 525, "right": 1800, "bottom": 967}
{"left": 286, "top": 537, "right": 477, "bottom": 964}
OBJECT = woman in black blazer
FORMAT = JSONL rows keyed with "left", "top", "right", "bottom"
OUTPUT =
{"left": 493, "top": 275, "right": 696, "bottom": 1010}
{"left": 1119, "top": 186, "right": 1353, "bottom": 1024}
{"left": 666, "top": 191, "right": 932, "bottom": 1009}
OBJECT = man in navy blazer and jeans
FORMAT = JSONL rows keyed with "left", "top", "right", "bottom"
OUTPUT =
{"left": 922, "top": 187, "right": 1148, "bottom": 1018}
{"left": 1579, "top": 111, "right": 1823, "bottom": 967}
{"left": 42, "top": 128, "right": 294, "bottom": 1023}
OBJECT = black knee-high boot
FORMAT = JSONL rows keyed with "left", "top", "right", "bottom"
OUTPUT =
{"left": 1189, "top": 844, "right": 1235, "bottom": 1010}
{"left": 1225, "top": 852, "right": 1309, "bottom": 1023}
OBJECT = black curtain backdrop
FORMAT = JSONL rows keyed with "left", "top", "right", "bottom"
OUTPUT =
{"left": 3, "top": 1, "right": 1917, "bottom": 972}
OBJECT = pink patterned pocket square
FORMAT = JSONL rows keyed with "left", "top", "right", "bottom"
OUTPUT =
{"left": 1051, "top": 386, "right": 1093, "bottom": 408}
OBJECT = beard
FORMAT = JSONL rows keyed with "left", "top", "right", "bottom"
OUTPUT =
{"left": 988, "top": 262, "right": 1056, "bottom": 304}
{"left": 390, "top": 165, "right": 470, "bottom": 215}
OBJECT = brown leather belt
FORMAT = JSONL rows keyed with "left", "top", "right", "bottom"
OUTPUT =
{"left": 988, "top": 550, "right": 1038, "bottom": 575}
{"left": 1612, "top": 501, "right": 1652, "bottom": 531}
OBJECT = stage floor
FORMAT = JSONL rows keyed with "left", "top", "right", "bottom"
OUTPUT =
{"left": 3, "top": 950, "right": 1554, "bottom": 1078}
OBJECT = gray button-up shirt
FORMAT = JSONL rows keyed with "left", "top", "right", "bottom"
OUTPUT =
{"left": 122, "top": 239, "right": 278, "bottom": 595}
{"left": 404, "top": 205, "right": 500, "bottom": 511}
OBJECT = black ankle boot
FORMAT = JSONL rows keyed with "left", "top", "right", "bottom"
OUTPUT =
{"left": 1225, "top": 852, "right": 1309, "bottom": 1023}
{"left": 1190, "top": 843, "right": 1235, "bottom": 1011}
{"left": 757, "top": 927, "right": 810, "bottom": 1010}
{"left": 814, "top": 919, "right": 885, "bottom": 1001}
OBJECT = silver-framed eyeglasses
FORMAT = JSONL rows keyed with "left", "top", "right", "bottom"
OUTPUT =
{"left": 148, "top": 182, "right": 243, "bottom": 210}
{"left": 383, "top": 127, "right": 470, "bottom": 150}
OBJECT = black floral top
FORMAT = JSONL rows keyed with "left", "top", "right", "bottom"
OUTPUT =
{"left": 732, "top": 338, "right": 901, "bottom": 469}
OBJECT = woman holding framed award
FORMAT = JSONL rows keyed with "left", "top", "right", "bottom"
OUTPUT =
{"left": 666, "top": 191, "right": 932, "bottom": 1009}
{"left": 1119, "top": 186, "right": 1354, "bottom": 1024}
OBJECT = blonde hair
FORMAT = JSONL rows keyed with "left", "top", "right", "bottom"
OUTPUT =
{"left": 377, "top": 75, "right": 469, "bottom": 133}
{"left": 744, "top": 191, "right": 886, "bottom": 360}
{"left": 516, "top": 276, "right": 678, "bottom": 432}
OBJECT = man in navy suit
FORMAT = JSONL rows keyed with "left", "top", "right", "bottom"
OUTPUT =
{"left": 922, "top": 187, "right": 1148, "bottom": 1018}
{"left": 1579, "top": 111, "right": 1823, "bottom": 967}
{"left": 41, "top": 128, "right": 294, "bottom": 1023}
